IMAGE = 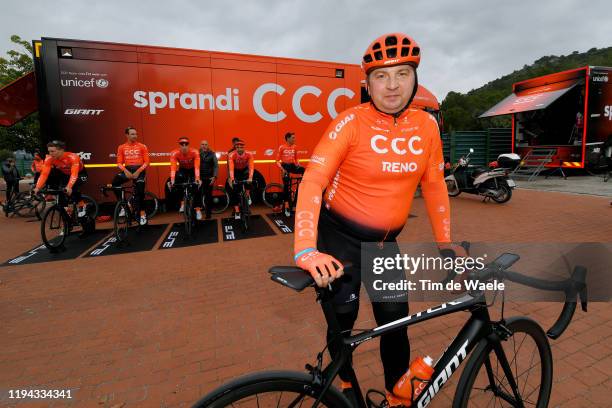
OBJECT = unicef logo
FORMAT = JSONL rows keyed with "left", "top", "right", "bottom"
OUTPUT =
{"left": 96, "top": 79, "right": 109, "bottom": 88}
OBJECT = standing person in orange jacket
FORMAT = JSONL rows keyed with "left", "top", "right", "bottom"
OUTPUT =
{"left": 276, "top": 132, "right": 305, "bottom": 217}
{"left": 112, "top": 126, "right": 150, "bottom": 226}
{"left": 292, "top": 33, "right": 467, "bottom": 406}
{"left": 31, "top": 149, "right": 45, "bottom": 185}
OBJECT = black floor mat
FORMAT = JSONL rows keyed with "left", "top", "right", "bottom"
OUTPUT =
{"left": 2, "top": 229, "right": 111, "bottom": 266}
{"left": 221, "top": 214, "right": 276, "bottom": 241}
{"left": 84, "top": 224, "right": 169, "bottom": 257}
{"left": 265, "top": 213, "right": 294, "bottom": 234}
{"left": 159, "top": 220, "right": 218, "bottom": 249}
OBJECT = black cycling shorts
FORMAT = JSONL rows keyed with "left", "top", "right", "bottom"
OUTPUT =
{"left": 317, "top": 207, "right": 408, "bottom": 309}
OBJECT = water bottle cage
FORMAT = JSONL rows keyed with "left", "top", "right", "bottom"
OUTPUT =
{"left": 409, "top": 375, "right": 430, "bottom": 404}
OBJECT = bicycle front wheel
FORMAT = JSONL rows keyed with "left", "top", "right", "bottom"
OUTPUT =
{"left": 184, "top": 195, "right": 193, "bottom": 237}
{"left": 453, "top": 316, "right": 553, "bottom": 408}
{"left": 193, "top": 370, "right": 350, "bottom": 408}
{"left": 41, "top": 206, "right": 69, "bottom": 250}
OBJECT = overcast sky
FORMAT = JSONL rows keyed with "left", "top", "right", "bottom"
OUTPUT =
{"left": 1, "top": 0, "right": 610, "bottom": 99}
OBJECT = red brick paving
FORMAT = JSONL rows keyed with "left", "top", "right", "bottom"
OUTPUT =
{"left": 0, "top": 188, "right": 610, "bottom": 407}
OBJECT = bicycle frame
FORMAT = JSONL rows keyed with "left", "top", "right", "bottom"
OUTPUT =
{"left": 311, "top": 288, "right": 513, "bottom": 408}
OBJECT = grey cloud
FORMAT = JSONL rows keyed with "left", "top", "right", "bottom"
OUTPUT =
{"left": 1, "top": 0, "right": 610, "bottom": 99}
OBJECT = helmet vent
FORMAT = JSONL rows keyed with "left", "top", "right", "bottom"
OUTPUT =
{"left": 385, "top": 36, "right": 397, "bottom": 46}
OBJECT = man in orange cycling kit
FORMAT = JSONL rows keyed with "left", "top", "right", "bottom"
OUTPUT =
{"left": 169, "top": 137, "right": 203, "bottom": 220}
{"left": 293, "top": 33, "right": 466, "bottom": 407}
{"left": 113, "top": 126, "right": 150, "bottom": 226}
{"left": 277, "top": 132, "right": 305, "bottom": 217}
{"left": 33, "top": 140, "right": 93, "bottom": 234}
{"left": 228, "top": 139, "right": 254, "bottom": 220}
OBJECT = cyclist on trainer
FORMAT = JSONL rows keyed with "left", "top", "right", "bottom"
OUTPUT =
{"left": 33, "top": 140, "right": 92, "bottom": 235}
{"left": 228, "top": 139, "right": 254, "bottom": 220}
{"left": 293, "top": 33, "right": 466, "bottom": 407}
{"left": 112, "top": 126, "right": 150, "bottom": 226}
{"left": 277, "top": 132, "right": 304, "bottom": 217}
{"left": 169, "top": 137, "right": 203, "bottom": 220}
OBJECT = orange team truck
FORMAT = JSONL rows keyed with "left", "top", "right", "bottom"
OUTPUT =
{"left": 480, "top": 66, "right": 612, "bottom": 171}
{"left": 0, "top": 37, "right": 442, "bottom": 201}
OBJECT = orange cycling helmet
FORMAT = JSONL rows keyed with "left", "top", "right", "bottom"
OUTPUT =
{"left": 362, "top": 33, "right": 421, "bottom": 74}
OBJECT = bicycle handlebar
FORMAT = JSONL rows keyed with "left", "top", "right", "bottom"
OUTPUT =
{"left": 469, "top": 261, "right": 588, "bottom": 339}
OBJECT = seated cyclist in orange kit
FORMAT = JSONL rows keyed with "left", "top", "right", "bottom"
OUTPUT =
{"left": 293, "top": 33, "right": 466, "bottom": 406}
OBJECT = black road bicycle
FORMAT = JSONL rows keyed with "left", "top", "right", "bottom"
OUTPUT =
{"left": 233, "top": 180, "right": 252, "bottom": 232}
{"left": 2, "top": 182, "right": 46, "bottom": 219}
{"left": 40, "top": 189, "right": 97, "bottom": 251}
{"left": 194, "top": 253, "right": 587, "bottom": 408}
{"left": 101, "top": 184, "right": 159, "bottom": 243}
{"left": 173, "top": 180, "right": 200, "bottom": 238}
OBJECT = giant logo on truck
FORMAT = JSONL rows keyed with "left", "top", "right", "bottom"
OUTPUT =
{"left": 132, "top": 83, "right": 355, "bottom": 123}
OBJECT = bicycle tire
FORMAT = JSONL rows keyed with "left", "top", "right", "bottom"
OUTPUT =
{"left": 184, "top": 194, "right": 193, "bottom": 237}
{"left": 240, "top": 192, "right": 249, "bottom": 233}
{"left": 80, "top": 194, "right": 99, "bottom": 219}
{"left": 114, "top": 201, "right": 130, "bottom": 242}
{"left": 210, "top": 186, "right": 229, "bottom": 214}
{"left": 262, "top": 182, "right": 284, "bottom": 208}
{"left": 41, "top": 205, "right": 69, "bottom": 250}
{"left": 142, "top": 191, "right": 159, "bottom": 219}
{"left": 192, "top": 370, "right": 351, "bottom": 408}
{"left": 453, "top": 316, "right": 552, "bottom": 408}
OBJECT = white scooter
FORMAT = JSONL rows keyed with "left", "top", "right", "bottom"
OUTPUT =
{"left": 445, "top": 149, "right": 517, "bottom": 203}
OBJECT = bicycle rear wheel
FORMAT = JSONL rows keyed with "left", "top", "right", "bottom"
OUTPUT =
{"left": 114, "top": 202, "right": 130, "bottom": 242}
{"left": 32, "top": 193, "right": 47, "bottom": 220}
{"left": 193, "top": 370, "right": 350, "bottom": 408}
{"left": 262, "top": 182, "right": 284, "bottom": 208}
{"left": 143, "top": 191, "right": 159, "bottom": 219}
{"left": 453, "top": 316, "right": 553, "bottom": 408}
{"left": 41, "top": 206, "right": 69, "bottom": 250}
{"left": 81, "top": 194, "right": 99, "bottom": 219}
{"left": 210, "top": 186, "right": 229, "bottom": 214}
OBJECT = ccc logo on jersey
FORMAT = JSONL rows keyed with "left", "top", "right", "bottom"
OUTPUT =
{"left": 370, "top": 135, "right": 423, "bottom": 156}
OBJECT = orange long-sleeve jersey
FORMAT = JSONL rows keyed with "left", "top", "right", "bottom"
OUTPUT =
{"left": 294, "top": 103, "right": 451, "bottom": 254}
{"left": 116, "top": 142, "right": 150, "bottom": 172}
{"left": 228, "top": 151, "right": 254, "bottom": 180}
{"left": 35, "top": 152, "right": 83, "bottom": 190}
{"left": 170, "top": 148, "right": 200, "bottom": 182}
{"left": 31, "top": 155, "right": 44, "bottom": 173}
{"left": 276, "top": 144, "right": 299, "bottom": 168}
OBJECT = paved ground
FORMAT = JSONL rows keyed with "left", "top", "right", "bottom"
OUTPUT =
{"left": 515, "top": 175, "right": 612, "bottom": 197}
{"left": 0, "top": 188, "right": 611, "bottom": 407}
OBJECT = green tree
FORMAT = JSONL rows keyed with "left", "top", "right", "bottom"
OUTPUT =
{"left": 0, "top": 35, "right": 40, "bottom": 152}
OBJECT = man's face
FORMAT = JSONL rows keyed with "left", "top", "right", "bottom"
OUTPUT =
{"left": 179, "top": 141, "right": 189, "bottom": 153}
{"left": 127, "top": 129, "right": 138, "bottom": 142}
{"left": 287, "top": 135, "right": 296, "bottom": 145}
{"left": 367, "top": 65, "right": 416, "bottom": 114}
{"left": 236, "top": 145, "right": 245, "bottom": 154}
{"left": 7, "top": 159, "right": 15, "bottom": 166}
{"left": 48, "top": 146, "right": 63, "bottom": 159}
{"left": 201, "top": 141, "right": 209, "bottom": 151}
